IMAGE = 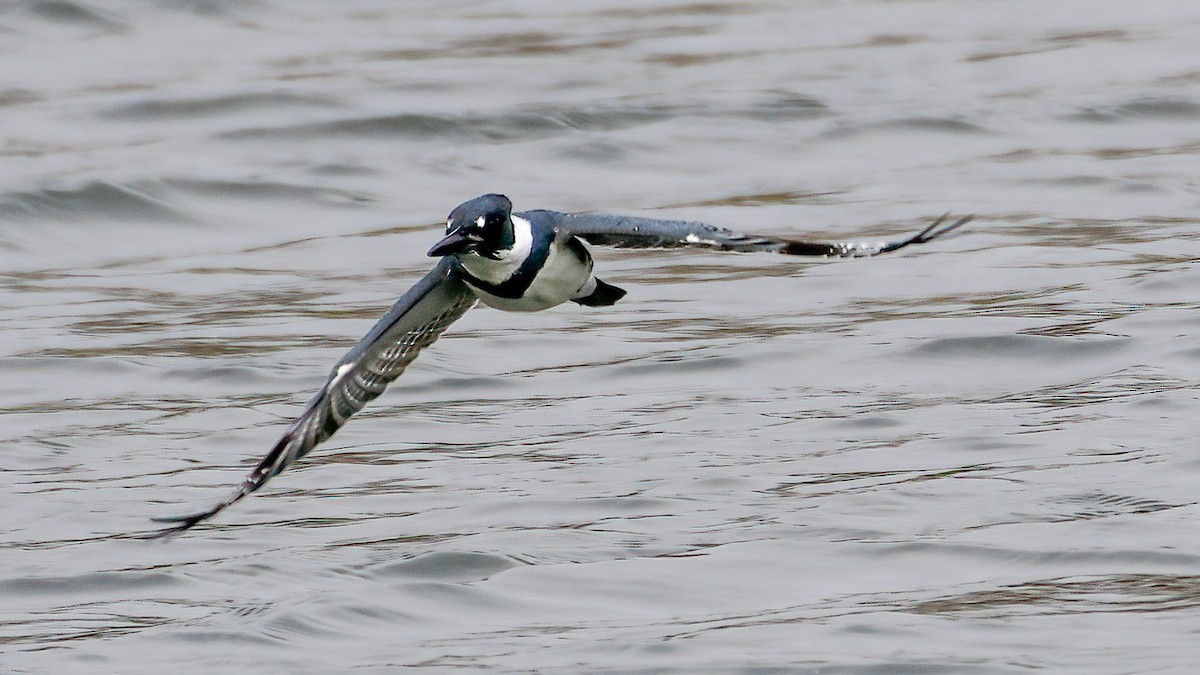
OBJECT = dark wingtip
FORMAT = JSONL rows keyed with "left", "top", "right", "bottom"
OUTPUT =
{"left": 917, "top": 213, "right": 973, "bottom": 242}
{"left": 142, "top": 432, "right": 295, "bottom": 540}
{"left": 139, "top": 510, "right": 218, "bottom": 540}
{"left": 879, "top": 213, "right": 973, "bottom": 254}
{"left": 139, "top": 493, "right": 243, "bottom": 540}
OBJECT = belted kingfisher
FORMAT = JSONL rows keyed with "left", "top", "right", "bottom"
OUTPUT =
{"left": 149, "top": 194, "right": 969, "bottom": 536}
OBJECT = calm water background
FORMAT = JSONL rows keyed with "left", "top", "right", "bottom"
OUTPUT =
{"left": 4, "top": 1, "right": 1200, "bottom": 672}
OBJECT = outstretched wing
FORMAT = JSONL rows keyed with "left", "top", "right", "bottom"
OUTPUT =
{"left": 148, "top": 257, "right": 478, "bottom": 537}
{"left": 523, "top": 209, "right": 971, "bottom": 258}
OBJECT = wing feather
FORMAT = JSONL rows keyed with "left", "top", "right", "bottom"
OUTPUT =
{"left": 148, "top": 257, "right": 477, "bottom": 537}
{"left": 522, "top": 209, "right": 971, "bottom": 258}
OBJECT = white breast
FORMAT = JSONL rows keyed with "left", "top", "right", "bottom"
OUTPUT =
{"left": 468, "top": 232, "right": 594, "bottom": 312}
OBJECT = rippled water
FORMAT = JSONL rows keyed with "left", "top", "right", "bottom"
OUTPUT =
{"left": 5, "top": 1, "right": 1200, "bottom": 672}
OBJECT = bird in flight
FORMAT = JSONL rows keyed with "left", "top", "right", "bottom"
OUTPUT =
{"left": 149, "top": 194, "right": 970, "bottom": 537}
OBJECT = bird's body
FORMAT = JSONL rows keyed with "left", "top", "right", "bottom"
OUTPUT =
{"left": 451, "top": 209, "right": 606, "bottom": 312}
{"left": 149, "top": 194, "right": 970, "bottom": 537}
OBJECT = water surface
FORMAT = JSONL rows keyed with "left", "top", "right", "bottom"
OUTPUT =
{"left": 4, "top": 1, "right": 1200, "bottom": 672}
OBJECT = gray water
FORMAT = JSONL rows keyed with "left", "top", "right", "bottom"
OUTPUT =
{"left": 4, "top": 1, "right": 1200, "bottom": 672}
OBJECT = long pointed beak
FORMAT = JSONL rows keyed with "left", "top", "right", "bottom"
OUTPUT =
{"left": 427, "top": 229, "right": 471, "bottom": 257}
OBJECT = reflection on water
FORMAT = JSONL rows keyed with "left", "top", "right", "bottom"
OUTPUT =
{"left": 4, "top": 1, "right": 1200, "bottom": 672}
{"left": 912, "top": 573, "right": 1200, "bottom": 616}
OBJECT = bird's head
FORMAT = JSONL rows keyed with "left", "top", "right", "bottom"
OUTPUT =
{"left": 428, "top": 193, "right": 515, "bottom": 259}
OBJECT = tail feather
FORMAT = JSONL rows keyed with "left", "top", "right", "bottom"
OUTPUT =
{"left": 573, "top": 278, "right": 626, "bottom": 306}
